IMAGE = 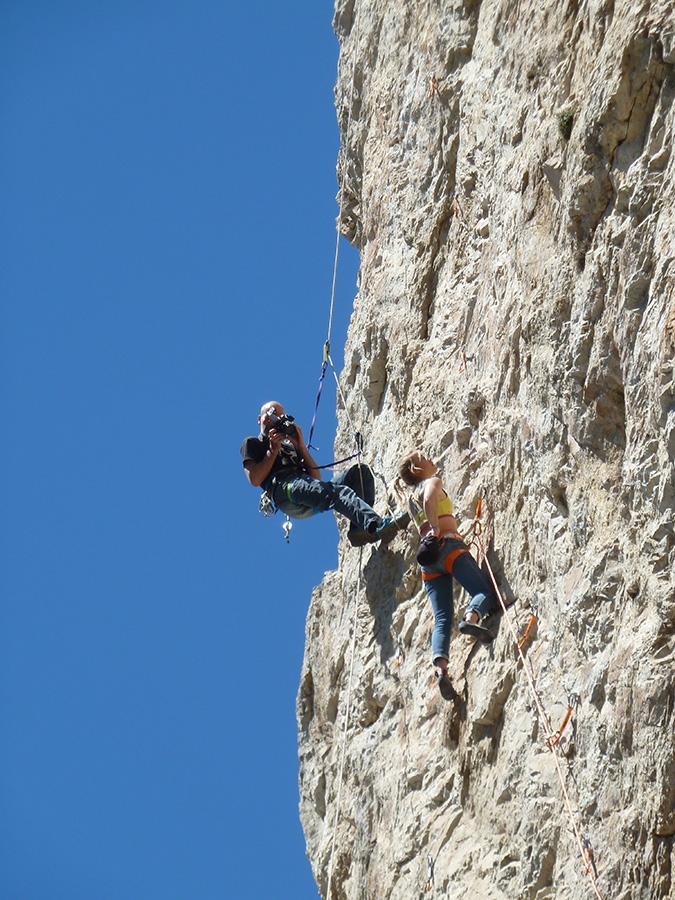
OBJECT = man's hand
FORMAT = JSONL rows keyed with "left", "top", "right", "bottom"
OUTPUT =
{"left": 268, "top": 428, "right": 286, "bottom": 453}
{"left": 288, "top": 423, "right": 306, "bottom": 450}
{"left": 244, "top": 428, "right": 285, "bottom": 488}
{"left": 288, "top": 423, "right": 323, "bottom": 482}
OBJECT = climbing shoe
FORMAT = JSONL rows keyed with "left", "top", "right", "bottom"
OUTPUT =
{"left": 458, "top": 617, "right": 494, "bottom": 643}
{"left": 437, "top": 672, "right": 460, "bottom": 704}
{"left": 373, "top": 511, "right": 411, "bottom": 544}
{"left": 347, "top": 528, "right": 373, "bottom": 547}
{"left": 347, "top": 511, "right": 410, "bottom": 547}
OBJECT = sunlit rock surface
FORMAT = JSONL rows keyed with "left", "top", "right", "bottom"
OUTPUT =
{"left": 298, "top": 1, "right": 675, "bottom": 897}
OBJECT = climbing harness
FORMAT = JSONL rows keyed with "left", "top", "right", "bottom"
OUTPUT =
{"left": 466, "top": 500, "right": 606, "bottom": 900}
{"left": 257, "top": 479, "right": 296, "bottom": 542}
{"left": 259, "top": 474, "right": 316, "bottom": 542}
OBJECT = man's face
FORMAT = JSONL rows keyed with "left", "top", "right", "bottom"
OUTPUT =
{"left": 259, "top": 402, "right": 284, "bottom": 436}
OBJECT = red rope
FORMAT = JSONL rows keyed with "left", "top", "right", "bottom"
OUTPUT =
{"left": 469, "top": 502, "right": 606, "bottom": 900}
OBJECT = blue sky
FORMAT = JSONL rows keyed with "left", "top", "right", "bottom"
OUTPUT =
{"left": 0, "top": 2, "right": 358, "bottom": 897}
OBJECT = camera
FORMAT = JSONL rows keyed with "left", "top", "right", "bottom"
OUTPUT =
{"left": 267, "top": 411, "right": 297, "bottom": 437}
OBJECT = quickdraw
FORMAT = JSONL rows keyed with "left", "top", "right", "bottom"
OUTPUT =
{"left": 583, "top": 835, "right": 598, "bottom": 878}
{"left": 517, "top": 610, "right": 537, "bottom": 652}
{"left": 424, "top": 853, "right": 434, "bottom": 892}
{"left": 547, "top": 693, "right": 580, "bottom": 749}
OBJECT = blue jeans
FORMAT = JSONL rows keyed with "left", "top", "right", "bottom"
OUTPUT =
{"left": 271, "top": 464, "right": 382, "bottom": 533}
{"left": 420, "top": 538, "right": 496, "bottom": 663}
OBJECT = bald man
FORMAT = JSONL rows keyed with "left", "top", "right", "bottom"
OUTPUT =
{"left": 241, "top": 401, "right": 407, "bottom": 546}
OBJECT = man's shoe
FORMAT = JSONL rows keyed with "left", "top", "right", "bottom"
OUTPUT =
{"left": 373, "top": 510, "right": 411, "bottom": 544}
{"left": 348, "top": 511, "right": 410, "bottom": 547}
{"left": 347, "top": 528, "right": 371, "bottom": 547}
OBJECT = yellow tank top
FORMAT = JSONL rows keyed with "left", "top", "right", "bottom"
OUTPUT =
{"left": 412, "top": 482, "right": 454, "bottom": 530}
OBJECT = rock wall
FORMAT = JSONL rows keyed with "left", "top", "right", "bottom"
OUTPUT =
{"left": 298, "top": 1, "right": 675, "bottom": 898}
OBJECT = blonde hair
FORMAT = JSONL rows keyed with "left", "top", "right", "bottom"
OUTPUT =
{"left": 390, "top": 450, "right": 424, "bottom": 505}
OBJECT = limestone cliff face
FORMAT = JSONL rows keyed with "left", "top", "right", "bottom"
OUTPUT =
{"left": 298, "top": 1, "right": 675, "bottom": 898}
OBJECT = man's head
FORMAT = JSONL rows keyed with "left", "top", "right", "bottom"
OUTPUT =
{"left": 258, "top": 401, "right": 284, "bottom": 436}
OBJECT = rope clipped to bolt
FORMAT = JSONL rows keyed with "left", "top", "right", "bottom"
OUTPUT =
{"left": 466, "top": 499, "right": 606, "bottom": 900}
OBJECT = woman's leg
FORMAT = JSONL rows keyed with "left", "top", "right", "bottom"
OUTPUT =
{"left": 448, "top": 550, "right": 497, "bottom": 641}
{"left": 423, "top": 574, "right": 461, "bottom": 701}
{"left": 423, "top": 575, "right": 454, "bottom": 665}
{"left": 450, "top": 551, "right": 496, "bottom": 620}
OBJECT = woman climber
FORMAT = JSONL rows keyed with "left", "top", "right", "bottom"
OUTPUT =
{"left": 393, "top": 450, "right": 498, "bottom": 703}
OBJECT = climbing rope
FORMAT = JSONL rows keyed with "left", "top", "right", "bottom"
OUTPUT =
{"left": 309, "top": 3, "right": 418, "bottom": 894}
{"left": 307, "top": 0, "right": 363, "bottom": 453}
{"left": 307, "top": 342, "right": 331, "bottom": 451}
{"left": 467, "top": 501, "right": 606, "bottom": 900}
{"left": 321, "top": 10, "right": 366, "bottom": 882}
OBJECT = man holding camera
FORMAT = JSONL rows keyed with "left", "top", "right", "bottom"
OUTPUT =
{"left": 241, "top": 401, "right": 407, "bottom": 546}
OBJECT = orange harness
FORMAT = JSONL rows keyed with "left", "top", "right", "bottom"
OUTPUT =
{"left": 421, "top": 545, "right": 470, "bottom": 580}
